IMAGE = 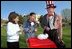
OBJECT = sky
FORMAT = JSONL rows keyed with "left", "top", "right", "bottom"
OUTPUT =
{"left": 1, "top": 1, "right": 71, "bottom": 20}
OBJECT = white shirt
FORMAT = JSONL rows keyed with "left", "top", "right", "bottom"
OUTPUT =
{"left": 48, "top": 13, "right": 55, "bottom": 30}
{"left": 7, "top": 22, "right": 20, "bottom": 42}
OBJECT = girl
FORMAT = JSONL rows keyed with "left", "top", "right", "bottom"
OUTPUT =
{"left": 7, "top": 12, "right": 20, "bottom": 48}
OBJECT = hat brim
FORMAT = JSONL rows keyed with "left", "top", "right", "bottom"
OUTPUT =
{"left": 46, "top": 6, "right": 56, "bottom": 9}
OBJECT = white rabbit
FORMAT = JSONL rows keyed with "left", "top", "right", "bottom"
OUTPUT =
{"left": 37, "top": 34, "right": 49, "bottom": 40}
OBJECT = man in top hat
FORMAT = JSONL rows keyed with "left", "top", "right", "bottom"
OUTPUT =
{"left": 40, "top": 1, "right": 65, "bottom": 48}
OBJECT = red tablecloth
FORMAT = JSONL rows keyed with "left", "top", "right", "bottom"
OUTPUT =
{"left": 27, "top": 37, "right": 57, "bottom": 48}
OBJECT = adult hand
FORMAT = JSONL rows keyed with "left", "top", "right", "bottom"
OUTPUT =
{"left": 44, "top": 26, "right": 50, "bottom": 31}
{"left": 46, "top": 27, "right": 50, "bottom": 31}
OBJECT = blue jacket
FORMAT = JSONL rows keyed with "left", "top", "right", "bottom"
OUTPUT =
{"left": 23, "top": 20, "right": 37, "bottom": 33}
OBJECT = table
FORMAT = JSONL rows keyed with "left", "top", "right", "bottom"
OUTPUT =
{"left": 27, "top": 37, "right": 57, "bottom": 48}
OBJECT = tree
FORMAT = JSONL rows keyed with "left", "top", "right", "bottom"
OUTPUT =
{"left": 22, "top": 14, "right": 29, "bottom": 24}
{"left": 38, "top": 15, "right": 44, "bottom": 28}
{"left": 61, "top": 9, "right": 71, "bottom": 26}
{"left": 38, "top": 15, "right": 43, "bottom": 23}
{"left": 61, "top": 9, "right": 71, "bottom": 20}
{"left": 18, "top": 15, "right": 24, "bottom": 24}
{"left": 1, "top": 18, "right": 8, "bottom": 27}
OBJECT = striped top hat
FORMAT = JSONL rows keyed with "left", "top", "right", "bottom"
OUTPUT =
{"left": 46, "top": 1, "right": 56, "bottom": 8}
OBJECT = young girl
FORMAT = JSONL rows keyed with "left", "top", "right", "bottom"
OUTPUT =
{"left": 7, "top": 12, "right": 20, "bottom": 48}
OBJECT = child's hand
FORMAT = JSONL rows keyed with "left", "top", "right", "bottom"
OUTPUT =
{"left": 29, "top": 29, "right": 32, "bottom": 32}
{"left": 35, "top": 28, "right": 37, "bottom": 32}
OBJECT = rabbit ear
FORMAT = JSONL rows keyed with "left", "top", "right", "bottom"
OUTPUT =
{"left": 45, "top": 34, "right": 48, "bottom": 37}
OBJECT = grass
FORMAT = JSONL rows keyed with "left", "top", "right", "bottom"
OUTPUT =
{"left": 62, "top": 26, "right": 71, "bottom": 48}
{"left": 1, "top": 25, "right": 71, "bottom": 48}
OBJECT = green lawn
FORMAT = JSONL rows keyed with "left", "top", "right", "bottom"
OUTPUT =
{"left": 1, "top": 25, "right": 71, "bottom": 48}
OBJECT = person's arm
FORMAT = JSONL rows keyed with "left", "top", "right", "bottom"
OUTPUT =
{"left": 40, "top": 14, "right": 50, "bottom": 30}
{"left": 18, "top": 25, "right": 24, "bottom": 34}
{"left": 58, "top": 15, "right": 63, "bottom": 40}
{"left": 40, "top": 15, "right": 46, "bottom": 29}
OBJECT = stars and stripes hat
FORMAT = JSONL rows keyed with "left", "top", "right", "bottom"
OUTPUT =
{"left": 46, "top": 1, "right": 56, "bottom": 9}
